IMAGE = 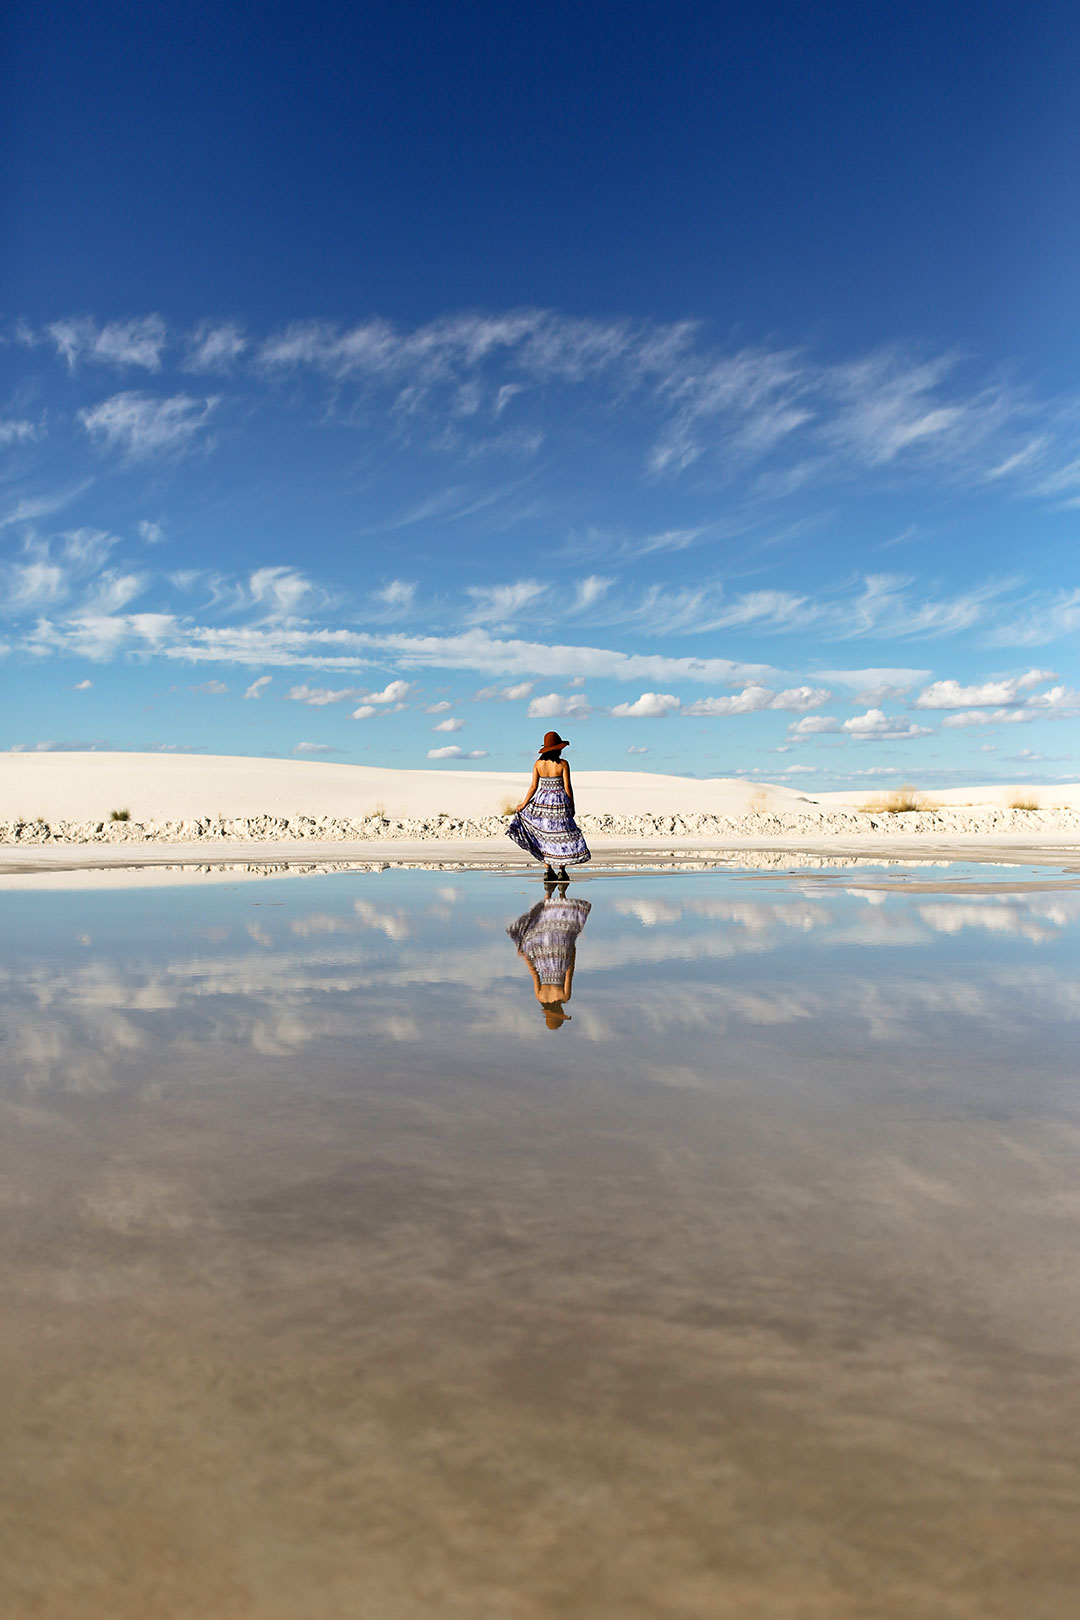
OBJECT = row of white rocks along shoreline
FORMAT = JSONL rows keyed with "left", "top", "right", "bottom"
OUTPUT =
{"left": 4, "top": 806, "right": 1080, "bottom": 842}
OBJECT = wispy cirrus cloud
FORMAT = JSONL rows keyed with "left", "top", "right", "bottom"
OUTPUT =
{"left": 987, "top": 589, "right": 1080, "bottom": 646}
{"left": 464, "top": 579, "right": 548, "bottom": 623}
{"left": 0, "top": 527, "right": 120, "bottom": 615}
{"left": 0, "top": 417, "right": 41, "bottom": 446}
{"left": 45, "top": 316, "right": 168, "bottom": 371}
{"left": 182, "top": 321, "right": 247, "bottom": 371}
{"left": 78, "top": 391, "right": 217, "bottom": 461}
{"left": 15, "top": 305, "right": 1080, "bottom": 509}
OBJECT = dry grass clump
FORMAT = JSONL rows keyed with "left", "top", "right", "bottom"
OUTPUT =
{"left": 859, "top": 785, "right": 937, "bottom": 814}
{"left": 1008, "top": 793, "right": 1040, "bottom": 811}
{"left": 748, "top": 788, "right": 769, "bottom": 813}
{"left": 499, "top": 797, "right": 519, "bottom": 815}
{"left": 109, "top": 807, "right": 131, "bottom": 822}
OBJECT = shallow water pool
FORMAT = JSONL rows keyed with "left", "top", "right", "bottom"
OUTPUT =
{"left": 2, "top": 860, "right": 1079, "bottom": 1618}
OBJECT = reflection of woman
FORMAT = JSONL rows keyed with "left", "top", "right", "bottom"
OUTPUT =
{"left": 507, "top": 887, "right": 592, "bottom": 1030}
{"left": 506, "top": 730, "right": 591, "bottom": 882}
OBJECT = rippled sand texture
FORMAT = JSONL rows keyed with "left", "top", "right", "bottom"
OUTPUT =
{"left": 2, "top": 865, "right": 1079, "bottom": 1618}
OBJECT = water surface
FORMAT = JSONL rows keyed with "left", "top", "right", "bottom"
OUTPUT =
{"left": 2, "top": 861, "right": 1079, "bottom": 1618}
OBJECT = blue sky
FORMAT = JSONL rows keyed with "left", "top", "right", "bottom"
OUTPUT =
{"left": 2, "top": 0, "right": 1078, "bottom": 784}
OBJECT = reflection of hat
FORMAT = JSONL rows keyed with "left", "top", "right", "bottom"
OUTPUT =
{"left": 543, "top": 1005, "right": 570, "bottom": 1029}
{"left": 538, "top": 731, "right": 570, "bottom": 754}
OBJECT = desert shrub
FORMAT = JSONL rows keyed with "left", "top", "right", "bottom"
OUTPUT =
{"left": 1008, "top": 794, "right": 1039, "bottom": 811}
{"left": 859, "top": 785, "right": 936, "bottom": 814}
{"left": 499, "top": 797, "right": 518, "bottom": 815}
{"left": 109, "top": 808, "right": 131, "bottom": 822}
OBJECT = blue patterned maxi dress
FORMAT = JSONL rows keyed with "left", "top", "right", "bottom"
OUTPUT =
{"left": 506, "top": 775, "right": 591, "bottom": 865}
{"left": 507, "top": 893, "right": 592, "bottom": 980}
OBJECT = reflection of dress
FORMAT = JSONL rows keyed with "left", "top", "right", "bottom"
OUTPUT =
{"left": 507, "top": 778, "right": 591, "bottom": 865}
{"left": 507, "top": 894, "right": 592, "bottom": 983}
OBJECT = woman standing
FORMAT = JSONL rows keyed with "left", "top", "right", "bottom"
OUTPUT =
{"left": 506, "top": 730, "right": 591, "bottom": 880}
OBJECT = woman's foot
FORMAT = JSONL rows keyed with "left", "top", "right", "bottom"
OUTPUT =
{"left": 555, "top": 866, "right": 569, "bottom": 882}
{"left": 543, "top": 865, "right": 558, "bottom": 882}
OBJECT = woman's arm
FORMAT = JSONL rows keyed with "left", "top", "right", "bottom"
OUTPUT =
{"left": 513, "top": 765, "right": 540, "bottom": 814}
{"left": 562, "top": 759, "right": 574, "bottom": 813}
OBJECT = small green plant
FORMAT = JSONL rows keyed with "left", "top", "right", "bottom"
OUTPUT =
{"left": 1009, "top": 794, "right": 1039, "bottom": 811}
{"left": 109, "top": 808, "right": 131, "bottom": 822}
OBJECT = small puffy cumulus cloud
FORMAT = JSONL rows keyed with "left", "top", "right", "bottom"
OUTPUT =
{"left": 426, "top": 701, "right": 453, "bottom": 714}
{"left": 46, "top": 315, "right": 168, "bottom": 371}
{"left": 914, "top": 669, "right": 1057, "bottom": 708}
{"left": 427, "top": 746, "right": 488, "bottom": 759}
{"left": 433, "top": 717, "right": 464, "bottom": 732}
{"left": 788, "top": 708, "right": 933, "bottom": 740}
{"left": 626, "top": 745, "right": 649, "bottom": 755}
{"left": 474, "top": 681, "right": 534, "bottom": 701}
{"left": 941, "top": 708, "right": 1035, "bottom": 729}
{"left": 368, "top": 680, "right": 411, "bottom": 704}
{"left": 610, "top": 686, "right": 831, "bottom": 720}
{"left": 683, "top": 685, "right": 831, "bottom": 716}
{"left": 610, "top": 692, "right": 681, "bottom": 718}
{"left": 348, "top": 680, "right": 413, "bottom": 717}
{"left": 79, "top": 391, "right": 217, "bottom": 461}
{"left": 842, "top": 708, "right": 933, "bottom": 741}
{"left": 788, "top": 714, "right": 840, "bottom": 737}
{"left": 244, "top": 675, "right": 272, "bottom": 699}
{"left": 287, "top": 684, "right": 358, "bottom": 706}
{"left": 191, "top": 679, "right": 228, "bottom": 695}
{"left": 375, "top": 579, "right": 415, "bottom": 611}
{"left": 72, "top": 679, "right": 93, "bottom": 690}
{"left": 527, "top": 692, "right": 592, "bottom": 720}
{"left": 292, "top": 741, "right": 344, "bottom": 755}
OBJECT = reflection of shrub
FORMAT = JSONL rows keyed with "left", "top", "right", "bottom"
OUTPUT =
{"left": 1009, "top": 794, "right": 1039, "bottom": 811}
{"left": 109, "top": 808, "right": 131, "bottom": 822}
{"left": 859, "top": 785, "right": 936, "bottom": 814}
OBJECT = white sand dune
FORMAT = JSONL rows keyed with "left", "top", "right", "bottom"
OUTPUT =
{"left": 4, "top": 750, "right": 1079, "bottom": 824}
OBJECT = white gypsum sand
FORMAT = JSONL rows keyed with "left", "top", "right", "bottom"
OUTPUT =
{"left": 1, "top": 753, "right": 1079, "bottom": 871}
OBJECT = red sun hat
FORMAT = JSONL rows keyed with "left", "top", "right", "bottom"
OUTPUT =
{"left": 538, "top": 731, "right": 570, "bottom": 754}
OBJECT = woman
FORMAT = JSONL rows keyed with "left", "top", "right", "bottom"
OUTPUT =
{"left": 507, "top": 885, "right": 592, "bottom": 1029}
{"left": 506, "top": 730, "right": 591, "bottom": 881}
